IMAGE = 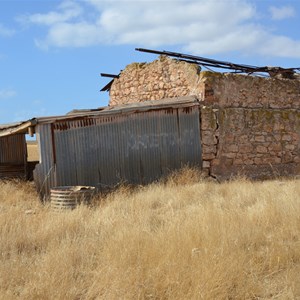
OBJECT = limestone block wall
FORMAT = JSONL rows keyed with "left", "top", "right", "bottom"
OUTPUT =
{"left": 200, "top": 72, "right": 300, "bottom": 109}
{"left": 109, "top": 56, "right": 203, "bottom": 105}
{"left": 109, "top": 57, "right": 300, "bottom": 179}
{"left": 201, "top": 107, "right": 300, "bottom": 179}
{"left": 199, "top": 72, "right": 300, "bottom": 179}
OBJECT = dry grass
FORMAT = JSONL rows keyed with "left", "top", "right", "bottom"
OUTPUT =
{"left": 26, "top": 141, "right": 39, "bottom": 162}
{"left": 0, "top": 170, "right": 300, "bottom": 299}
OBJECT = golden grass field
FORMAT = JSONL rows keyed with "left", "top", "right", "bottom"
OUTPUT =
{"left": 26, "top": 141, "right": 39, "bottom": 162}
{"left": 0, "top": 168, "right": 299, "bottom": 299}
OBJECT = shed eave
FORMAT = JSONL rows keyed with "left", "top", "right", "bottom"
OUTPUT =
{"left": 29, "top": 96, "right": 200, "bottom": 124}
{"left": 0, "top": 120, "right": 36, "bottom": 137}
{"left": 0, "top": 96, "right": 200, "bottom": 134}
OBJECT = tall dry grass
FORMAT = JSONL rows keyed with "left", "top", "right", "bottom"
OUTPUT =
{"left": 0, "top": 170, "right": 300, "bottom": 299}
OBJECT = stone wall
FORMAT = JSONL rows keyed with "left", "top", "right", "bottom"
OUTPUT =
{"left": 109, "top": 56, "right": 203, "bottom": 105}
{"left": 199, "top": 73, "right": 300, "bottom": 179}
{"left": 201, "top": 107, "right": 300, "bottom": 179}
{"left": 109, "top": 57, "right": 300, "bottom": 179}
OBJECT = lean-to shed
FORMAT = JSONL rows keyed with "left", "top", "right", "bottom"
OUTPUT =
{"left": 0, "top": 96, "right": 202, "bottom": 199}
{"left": 0, "top": 122, "right": 28, "bottom": 179}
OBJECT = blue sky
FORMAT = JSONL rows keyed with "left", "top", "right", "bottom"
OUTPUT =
{"left": 0, "top": 0, "right": 300, "bottom": 124}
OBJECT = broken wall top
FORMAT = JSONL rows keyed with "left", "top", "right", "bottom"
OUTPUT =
{"left": 109, "top": 56, "right": 300, "bottom": 110}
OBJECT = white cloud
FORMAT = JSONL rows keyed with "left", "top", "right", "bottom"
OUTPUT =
{"left": 0, "top": 24, "right": 15, "bottom": 37}
{"left": 35, "top": 21, "right": 103, "bottom": 49}
{"left": 18, "top": 0, "right": 82, "bottom": 26}
{"left": 97, "top": 0, "right": 257, "bottom": 47}
{"left": 21, "top": 0, "right": 300, "bottom": 58}
{"left": 258, "top": 35, "right": 300, "bottom": 57}
{"left": 269, "top": 5, "right": 296, "bottom": 20}
{"left": 0, "top": 89, "right": 17, "bottom": 100}
{"left": 184, "top": 24, "right": 266, "bottom": 55}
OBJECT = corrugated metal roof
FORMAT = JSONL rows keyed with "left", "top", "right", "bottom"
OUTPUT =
{"left": 0, "top": 96, "right": 199, "bottom": 137}
{"left": 0, "top": 121, "right": 25, "bottom": 130}
{"left": 0, "top": 120, "right": 36, "bottom": 137}
{"left": 38, "top": 96, "right": 198, "bottom": 122}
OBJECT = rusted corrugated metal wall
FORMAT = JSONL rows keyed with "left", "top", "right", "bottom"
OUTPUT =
{"left": 33, "top": 124, "right": 56, "bottom": 197}
{"left": 0, "top": 134, "right": 27, "bottom": 178}
{"left": 34, "top": 105, "right": 202, "bottom": 198}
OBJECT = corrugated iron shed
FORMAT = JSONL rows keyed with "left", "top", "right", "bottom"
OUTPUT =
{"left": 0, "top": 96, "right": 202, "bottom": 198}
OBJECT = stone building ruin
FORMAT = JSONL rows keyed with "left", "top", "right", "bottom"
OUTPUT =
{"left": 0, "top": 53, "right": 299, "bottom": 195}
{"left": 109, "top": 56, "right": 300, "bottom": 179}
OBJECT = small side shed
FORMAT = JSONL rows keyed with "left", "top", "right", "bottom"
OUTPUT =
{"left": 0, "top": 131, "right": 27, "bottom": 179}
{"left": 0, "top": 96, "right": 202, "bottom": 199}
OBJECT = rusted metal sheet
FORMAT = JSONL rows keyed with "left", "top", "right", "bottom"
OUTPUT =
{"left": 0, "top": 134, "right": 27, "bottom": 179}
{"left": 27, "top": 96, "right": 202, "bottom": 199}
{"left": 0, "top": 164, "right": 26, "bottom": 179}
{"left": 35, "top": 104, "right": 201, "bottom": 198}
{"left": 0, "top": 134, "right": 26, "bottom": 164}
{"left": 33, "top": 124, "right": 57, "bottom": 198}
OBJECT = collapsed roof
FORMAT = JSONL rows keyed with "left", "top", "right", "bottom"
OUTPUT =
{"left": 100, "top": 48, "right": 300, "bottom": 92}
{"left": 135, "top": 48, "right": 300, "bottom": 79}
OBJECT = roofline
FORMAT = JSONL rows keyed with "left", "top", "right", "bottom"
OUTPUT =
{"left": 0, "top": 120, "right": 37, "bottom": 137}
{"left": 35, "top": 96, "right": 199, "bottom": 123}
{"left": 0, "top": 96, "right": 199, "bottom": 137}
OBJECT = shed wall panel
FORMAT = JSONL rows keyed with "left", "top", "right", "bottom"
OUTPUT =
{"left": 33, "top": 124, "right": 56, "bottom": 198}
{"left": 0, "top": 134, "right": 27, "bottom": 179}
{"left": 52, "top": 106, "right": 202, "bottom": 191}
{"left": 0, "top": 134, "right": 26, "bottom": 164}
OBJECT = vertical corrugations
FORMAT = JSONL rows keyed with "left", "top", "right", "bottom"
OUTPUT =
{"left": 0, "top": 134, "right": 27, "bottom": 178}
{"left": 37, "top": 105, "right": 202, "bottom": 199}
{"left": 0, "top": 134, "right": 26, "bottom": 164}
{"left": 136, "top": 111, "right": 162, "bottom": 183}
{"left": 33, "top": 125, "right": 56, "bottom": 199}
{"left": 177, "top": 106, "right": 202, "bottom": 167}
{"left": 122, "top": 114, "right": 131, "bottom": 180}
{"left": 159, "top": 110, "right": 181, "bottom": 175}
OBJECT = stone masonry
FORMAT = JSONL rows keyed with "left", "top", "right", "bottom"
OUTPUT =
{"left": 109, "top": 56, "right": 300, "bottom": 180}
{"left": 109, "top": 56, "right": 202, "bottom": 105}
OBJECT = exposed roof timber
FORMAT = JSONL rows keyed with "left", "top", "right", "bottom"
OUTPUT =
{"left": 135, "top": 48, "right": 300, "bottom": 78}
{"left": 0, "top": 121, "right": 25, "bottom": 130}
{"left": 100, "top": 73, "right": 119, "bottom": 79}
{"left": 101, "top": 48, "right": 300, "bottom": 92}
{"left": 0, "top": 120, "right": 36, "bottom": 137}
{"left": 100, "top": 79, "right": 114, "bottom": 92}
{"left": 100, "top": 73, "right": 120, "bottom": 92}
